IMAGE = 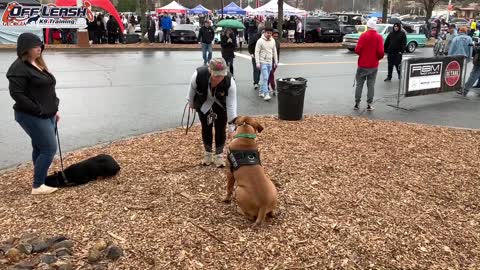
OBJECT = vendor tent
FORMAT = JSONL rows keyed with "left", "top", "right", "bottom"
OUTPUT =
{"left": 218, "top": 2, "right": 246, "bottom": 16}
{"left": 243, "top": 5, "right": 254, "bottom": 14}
{"left": 253, "top": 0, "right": 306, "bottom": 16}
{"left": 156, "top": 1, "right": 188, "bottom": 14}
{"left": 189, "top": 4, "right": 211, "bottom": 15}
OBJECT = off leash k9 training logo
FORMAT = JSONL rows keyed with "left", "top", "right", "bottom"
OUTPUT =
{"left": 2, "top": 1, "right": 94, "bottom": 28}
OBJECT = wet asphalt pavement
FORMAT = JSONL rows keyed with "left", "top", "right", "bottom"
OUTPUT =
{"left": 0, "top": 48, "right": 479, "bottom": 169}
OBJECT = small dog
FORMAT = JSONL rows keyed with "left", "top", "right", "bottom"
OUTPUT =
{"left": 45, "top": 154, "right": 120, "bottom": 187}
{"left": 223, "top": 116, "right": 278, "bottom": 227}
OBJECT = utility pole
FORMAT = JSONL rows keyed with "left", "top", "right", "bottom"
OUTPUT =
{"left": 389, "top": 0, "right": 393, "bottom": 16}
{"left": 446, "top": 0, "right": 452, "bottom": 22}
{"left": 352, "top": 0, "right": 355, "bottom": 12}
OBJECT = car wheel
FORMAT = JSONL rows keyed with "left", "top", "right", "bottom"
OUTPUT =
{"left": 305, "top": 34, "right": 313, "bottom": 43}
{"left": 407, "top": 41, "right": 417, "bottom": 53}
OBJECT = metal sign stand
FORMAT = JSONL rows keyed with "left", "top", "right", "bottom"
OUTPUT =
{"left": 387, "top": 58, "right": 412, "bottom": 110}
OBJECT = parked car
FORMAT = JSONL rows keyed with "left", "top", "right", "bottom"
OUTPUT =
{"left": 342, "top": 23, "right": 427, "bottom": 53}
{"left": 171, "top": 24, "right": 199, "bottom": 44}
{"left": 304, "top": 16, "right": 342, "bottom": 42}
{"left": 340, "top": 24, "right": 357, "bottom": 39}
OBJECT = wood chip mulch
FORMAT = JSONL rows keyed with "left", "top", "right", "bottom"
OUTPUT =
{"left": 0, "top": 115, "right": 479, "bottom": 269}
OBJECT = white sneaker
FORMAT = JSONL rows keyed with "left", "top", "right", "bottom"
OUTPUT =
{"left": 254, "top": 84, "right": 259, "bottom": 90}
{"left": 264, "top": 94, "right": 271, "bottom": 101}
{"left": 259, "top": 92, "right": 265, "bottom": 98}
{"left": 31, "top": 184, "right": 58, "bottom": 195}
{"left": 202, "top": 152, "right": 213, "bottom": 166}
{"left": 214, "top": 154, "right": 226, "bottom": 168}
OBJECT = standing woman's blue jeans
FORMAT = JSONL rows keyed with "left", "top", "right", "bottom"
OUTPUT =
{"left": 14, "top": 111, "right": 57, "bottom": 188}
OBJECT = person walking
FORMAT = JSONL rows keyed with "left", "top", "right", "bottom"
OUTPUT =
{"left": 161, "top": 14, "right": 172, "bottom": 44}
{"left": 187, "top": 58, "right": 237, "bottom": 167}
{"left": 445, "top": 23, "right": 457, "bottom": 54}
{"left": 7, "top": 33, "right": 60, "bottom": 195}
{"left": 248, "top": 30, "right": 261, "bottom": 90}
{"left": 448, "top": 27, "right": 473, "bottom": 61}
{"left": 255, "top": 27, "right": 278, "bottom": 101}
{"left": 460, "top": 43, "right": 480, "bottom": 96}
{"left": 354, "top": 18, "right": 384, "bottom": 111}
{"left": 268, "top": 30, "right": 281, "bottom": 94}
{"left": 146, "top": 15, "right": 156, "bottom": 45}
{"left": 384, "top": 22, "right": 406, "bottom": 81}
{"left": 220, "top": 28, "right": 237, "bottom": 75}
{"left": 295, "top": 18, "right": 303, "bottom": 43}
{"left": 198, "top": 20, "right": 215, "bottom": 65}
{"left": 287, "top": 16, "right": 296, "bottom": 43}
{"left": 469, "top": 19, "right": 477, "bottom": 37}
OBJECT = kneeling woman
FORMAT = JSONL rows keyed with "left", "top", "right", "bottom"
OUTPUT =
{"left": 188, "top": 58, "right": 237, "bottom": 167}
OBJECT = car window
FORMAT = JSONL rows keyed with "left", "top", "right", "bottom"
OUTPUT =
{"left": 306, "top": 19, "right": 321, "bottom": 28}
{"left": 375, "top": 25, "right": 387, "bottom": 33}
{"left": 343, "top": 26, "right": 357, "bottom": 33}
{"left": 319, "top": 20, "right": 339, "bottom": 29}
{"left": 357, "top": 25, "right": 366, "bottom": 32}
{"left": 387, "top": 26, "right": 393, "bottom": 33}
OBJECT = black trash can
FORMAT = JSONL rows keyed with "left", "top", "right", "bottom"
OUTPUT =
{"left": 277, "top": 77, "right": 307, "bottom": 121}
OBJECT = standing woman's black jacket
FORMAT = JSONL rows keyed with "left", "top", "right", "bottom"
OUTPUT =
{"left": 6, "top": 33, "right": 59, "bottom": 118}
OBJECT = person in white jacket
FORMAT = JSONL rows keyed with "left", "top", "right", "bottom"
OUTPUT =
{"left": 255, "top": 27, "right": 278, "bottom": 101}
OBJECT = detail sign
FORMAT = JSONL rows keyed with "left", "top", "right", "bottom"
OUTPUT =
{"left": 2, "top": 1, "right": 94, "bottom": 28}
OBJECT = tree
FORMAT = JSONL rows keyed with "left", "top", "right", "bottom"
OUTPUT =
{"left": 382, "top": 0, "right": 388, "bottom": 23}
{"left": 117, "top": 0, "right": 137, "bottom": 12}
{"left": 138, "top": 0, "right": 147, "bottom": 38}
{"left": 422, "top": 0, "right": 442, "bottom": 22}
{"left": 278, "top": 0, "right": 284, "bottom": 42}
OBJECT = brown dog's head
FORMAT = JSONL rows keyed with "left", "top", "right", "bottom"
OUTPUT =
{"left": 233, "top": 116, "right": 264, "bottom": 134}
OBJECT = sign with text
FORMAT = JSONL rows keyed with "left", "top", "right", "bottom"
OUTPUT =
{"left": 2, "top": 1, "right": 94, "bottom": 28}
{"left": 403, "top": 56, "right": 466, "bottom": 97}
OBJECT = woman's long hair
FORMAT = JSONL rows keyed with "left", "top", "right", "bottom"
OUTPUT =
{"left": 21, "top": 49, "right": 48, "bottom": 71}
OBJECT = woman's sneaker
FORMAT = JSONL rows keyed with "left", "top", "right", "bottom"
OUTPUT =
{"left": 259, "top": 92, "right": 265, "bottom": 98}
{"left": 202, "top": 152, "right": 213, "bottom": 166}
{"left": 31, "top": 184, "right": 58, "bottom": 195}
{"left": 214, "top": 154, "right": 225, "bottom": 168}
{"left": 264, "top": 94, "right": 272, "bottom": 101}
{"left": 367, "top": 104, "right": 375, "bottom": 111}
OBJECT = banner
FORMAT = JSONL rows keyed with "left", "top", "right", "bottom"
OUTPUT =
{"left": 2, "top": 1, "right": 94, "bottom": 28}
{"left": 403, "top": 55, "right": 466, "bottom": 97}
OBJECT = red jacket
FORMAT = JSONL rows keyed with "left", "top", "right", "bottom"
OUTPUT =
{"left": 355, "top": 29, "right": 385, "bottom": 68}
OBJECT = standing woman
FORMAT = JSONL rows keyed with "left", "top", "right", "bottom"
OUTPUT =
{"left": 7, "top": 33, "right": 60, "bottom": 195}
{"left": 188, "top": 58, "right": 237, "bottom": 167}
{"left": 220, "top": 28, "right": 237, "bottom": 75}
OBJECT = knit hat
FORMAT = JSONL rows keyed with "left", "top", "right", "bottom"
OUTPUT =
{"left": 367, "top": 17, "right": 377, "bottom": 29}
{"left": 209, "top": 58, "right": 228, "bottom": 77}
{"left": 16, "top": 32, "right": 44, "bottom": 58}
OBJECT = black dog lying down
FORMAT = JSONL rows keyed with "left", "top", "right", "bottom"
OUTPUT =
{"left": 45, "top": 154, "right": 120, "bottom": 187}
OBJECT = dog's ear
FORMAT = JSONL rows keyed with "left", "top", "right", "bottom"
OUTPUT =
{"left": 253, "top": 122, "right": 264, "bottom": 133}
{"left": 234, "top": 116, "right": 245, "bottom": 126}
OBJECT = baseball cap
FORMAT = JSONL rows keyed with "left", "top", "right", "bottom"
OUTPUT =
{"left": 209, "top": 58, "right": 228, "bottom": 76}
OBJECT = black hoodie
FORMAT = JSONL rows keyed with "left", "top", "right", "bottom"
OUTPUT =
{"left": 384, "top": 23, "right": 407, "bottom": 54}
{"left": 7, "top": 32, "right": 59, "bottom": 118}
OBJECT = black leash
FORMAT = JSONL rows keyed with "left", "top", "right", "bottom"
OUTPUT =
{"left": 54, "top": 122, "right": 68, "bottom": 180}
{"left": 181, "top": 102, "right": 196, "bottom": 135}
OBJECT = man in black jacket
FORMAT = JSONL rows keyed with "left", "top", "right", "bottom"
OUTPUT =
{"left": 198, "top": 20, "right": 215, "bottom": 65}
{"left": 248, "top": 31, "right": 261, "bottom": 90}
{"left": 384, "top": 23, "right": 407, "bottom": 81}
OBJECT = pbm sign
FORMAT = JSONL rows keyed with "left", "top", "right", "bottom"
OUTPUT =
{"left": 410, "top": 62, "right": 442, "bottom": 77}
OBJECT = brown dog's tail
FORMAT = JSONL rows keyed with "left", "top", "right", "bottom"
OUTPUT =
{"left": 254, "top": 207, "right": 268, "bottom": 227}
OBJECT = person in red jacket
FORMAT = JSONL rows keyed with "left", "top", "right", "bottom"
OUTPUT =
{"left": 354, "top": 17, "right": 384, "bottom": 111}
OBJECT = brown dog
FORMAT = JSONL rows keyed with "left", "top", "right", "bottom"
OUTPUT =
{"left": 223, "top": 116, "right": 278, "bottom": 227}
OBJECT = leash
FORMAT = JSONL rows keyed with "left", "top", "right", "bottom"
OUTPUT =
{"left": 54, "top": 121, "right": 68, "bottom": 180}
{"left": 181, "top": 102, "right": 196, "bottom": 135}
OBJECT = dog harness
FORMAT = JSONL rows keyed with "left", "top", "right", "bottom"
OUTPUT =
{"left": 228, "top": 150, "right": 262, "bottom": 172}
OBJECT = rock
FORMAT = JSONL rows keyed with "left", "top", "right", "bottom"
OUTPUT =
{"left": 40, "top": 253, "right": 57, "bottom": 264}
{"left": 52, "top": 261, "right": 73, "bottom": 270}
{"left": 4, "top": 237, "right": 19, "bottom": 246}
{"left": 5, "top": 248, "right": 21, "bottom": 263}
{"left": 17, "top": 242, "right": 33, "bottom": 255}
{"left": 54, "top": 247, "right": 73, "bottom": 258}
{"left": 52, "top": 240, "right": 73, "bottom": 250}
{"left": 46, "top": 236, "right": 68, "bottom": 247}
{"left": 87, "top": 248, "right": 102, "bottom": 263}
{"left": 105, "top": 245, "right": 123, "bottom": 261}
{"left": 92, "top": 239, "right": 107, "bottom": 251}
{"left": 19, "top": 233, "right": 39, "bottom": 243}
{"left": 31, "top": 239, "right": 49, "bottom": 253}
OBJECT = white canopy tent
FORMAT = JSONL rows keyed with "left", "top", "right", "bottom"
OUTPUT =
{"left": 243, "top": 5, "right": 254, "bottom": 15}
{"left": 156, "top": 1, "right": 188, "bottom": 14}
{"left": 252, "top": 0, "right": 306, "bottom": 17}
